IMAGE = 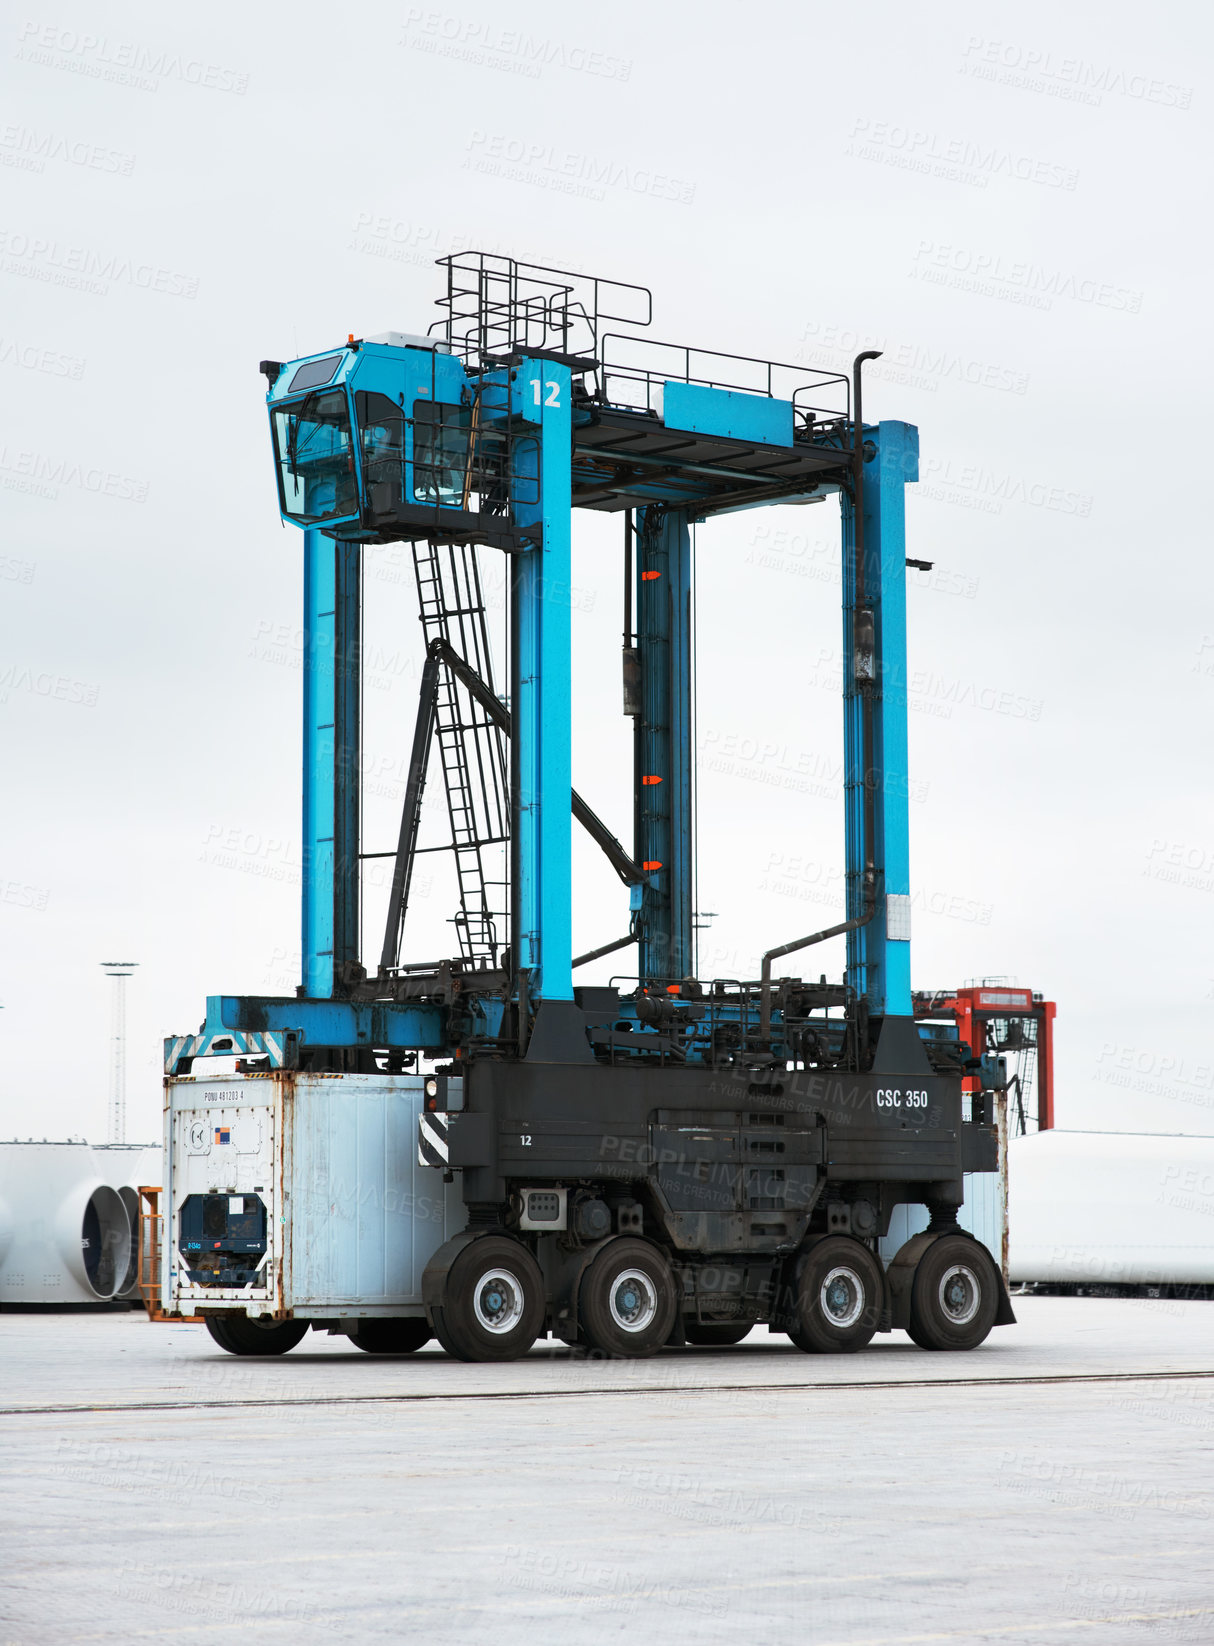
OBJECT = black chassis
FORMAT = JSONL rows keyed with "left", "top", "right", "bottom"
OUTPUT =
{"left": 445, "top": 1054, "right": 999, "bottom": 1340}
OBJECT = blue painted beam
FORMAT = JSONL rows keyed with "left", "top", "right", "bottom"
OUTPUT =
{"left": 334, "top": 538, "right": 361, "bottom": 983}
{"left": 662, "top": 382, "right": 794, "bottom": 447}
{"left": 300, "top": 531, "right": 361, "bottom": 997}
{"left": 301, "top": 529, "right": 336, "bottom": 998}
{"left": 843, "top": 421, "right": 918, "bottom": 1016}
{"left": 509, "top": 359, "right": 574, "bottom": 1002}
{"left": 205, "top": 994, "right": 446, "bottom": 1048}
{"left": 636, "top": 506, "right": 694, "bottom": 981}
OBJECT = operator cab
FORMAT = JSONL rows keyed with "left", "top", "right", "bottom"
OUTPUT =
{"left": 261, "top": 332, "right": 497, "bottom": 544}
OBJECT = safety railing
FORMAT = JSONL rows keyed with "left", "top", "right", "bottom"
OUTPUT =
{"left": 597, "top": 335, "right": 851, "bottom": 430}
{"left": 432, "top": 252, "right": 854, "bottom": 437}
{"left": 433, "top": 250, "right": 652, "bottom": 366}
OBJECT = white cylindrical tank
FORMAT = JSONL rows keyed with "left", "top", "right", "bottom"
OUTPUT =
{"left": 91, "top": 1143, "right": 164, "bottom": 1299}
{"left": 0, "top": 1142, "right": 134, "bottom": 1304}
{"left": 1009, "top": 1130, "right": 1214, "bottom": 1286}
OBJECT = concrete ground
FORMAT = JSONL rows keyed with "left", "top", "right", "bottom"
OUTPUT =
{"left": 2, "top": 1298, "right": 1213, "bottom": 1644}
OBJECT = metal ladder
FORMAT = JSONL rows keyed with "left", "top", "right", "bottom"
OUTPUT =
{"left": 1011, "top": 1041, "right": 1038, "bottom": 1135}
{"left": 411, "top": 541, "right": 509, "bottom": 965}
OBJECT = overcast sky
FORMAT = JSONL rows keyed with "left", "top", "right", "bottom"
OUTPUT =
{"left": 1, "top": 0, "right": 1209, "bottom": 1145}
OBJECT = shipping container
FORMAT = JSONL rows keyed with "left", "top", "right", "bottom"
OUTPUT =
{"left": 165, "top": 1070, "right": 465, "bottom": 1326}
{"left": 1009, "top": 1130, "right": 1214, "bottom": 1288}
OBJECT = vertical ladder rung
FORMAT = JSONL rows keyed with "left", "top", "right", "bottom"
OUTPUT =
{"left": 406, "top": 538, "right": 507, "bottom": 966}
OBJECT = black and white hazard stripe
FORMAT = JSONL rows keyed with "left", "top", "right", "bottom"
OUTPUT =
{"left": 417, "top": 1110, "right": 451, "bottom": 1168}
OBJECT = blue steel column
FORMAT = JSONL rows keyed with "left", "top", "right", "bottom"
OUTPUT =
{"left": 843, "top": 421, "right": 918, "bottom": 1017}
{"left": 509, "top": 360, "right": 574, "bottom": 1002}
{"left": 301, "top": 529, "right": 360, "bottom": 998}
{"left": 636, "top": 505, "right": 694, "bottom": 982}
{"left": 333, "top": 540, "right": 360, "bottom": 980}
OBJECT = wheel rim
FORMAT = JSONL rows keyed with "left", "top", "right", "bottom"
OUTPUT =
{"left": 472, "top": 1268, "right": 526, "bottom": 1335}
{"left": 938, "top": 1263, "right": 981, "bottom": 1326}
{"left": 608, "top": 1268, "right": 658, "bottom": 1333}
{"left": 819, "top": 1265, "right": 865, "bottom": 1329}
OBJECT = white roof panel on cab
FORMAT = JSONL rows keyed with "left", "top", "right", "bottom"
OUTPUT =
{"left": 365, "top": 330, "right": 452, "bottom": 353}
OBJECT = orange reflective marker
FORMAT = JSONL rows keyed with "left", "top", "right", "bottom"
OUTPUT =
{"left": 642, "top": 860, "right": 662, "bottom": 871}
{"left": 641, "top": 775, "right": 662, "bottom": 786}
{"left": 641, "top": 569, "right": 661, "bottom": 581}
{"left": 666, "top": 984, "right": 682, "bottom": 995}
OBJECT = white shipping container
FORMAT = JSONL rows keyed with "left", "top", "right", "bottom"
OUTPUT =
{"left": 1008, "top": 1130, "right": 1214, "bottom": 1286}
{"left": 165, "top": 1070, "right": 465, "bottom": 1321}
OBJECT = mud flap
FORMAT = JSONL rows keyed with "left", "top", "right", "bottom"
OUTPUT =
{"left": 421, "top": 1231, "right": 489, "bottom": 1335}
{"left": 993, "top": 1269, "right": 1018, "bottom": 1326}
{"left": 885, "top": 1230, "right": 1016, "bottom": 1329}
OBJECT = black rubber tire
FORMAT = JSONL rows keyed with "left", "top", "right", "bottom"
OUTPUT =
{"left": 684, "top": 1321, "right": 754, "bottom": 1347}
{"left": 578, "top": 1238, "right": 677, "bottom": 1358}
{"left": 204, "top": 1313, "right": 309, "bottom": 1357}
{"left": 348, "top": 1319, "right": 432, "bottom": 1354}
{"left": 431, "top": 1235, "right": 545, "bottom": 1362}
{"left": 907, "top": 1235, "right": 1000, "bottom": 1351}
{"left": 789, "top": 1236, "right": 883, "bottom": 1354}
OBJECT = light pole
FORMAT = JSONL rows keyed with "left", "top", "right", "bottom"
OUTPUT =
{"left": 100, "top": 961, "right": 138, "bottom": 1145}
